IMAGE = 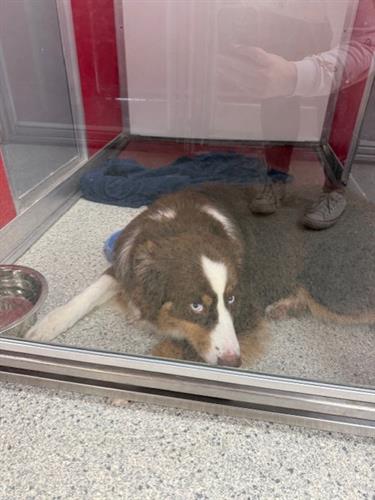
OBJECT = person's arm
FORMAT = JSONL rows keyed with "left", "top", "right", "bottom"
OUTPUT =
{"left": 294, "top": 38, "right": 375, "bottom": 97}
{"left": 217, "top": 2, "right": 375, "bottom": 100}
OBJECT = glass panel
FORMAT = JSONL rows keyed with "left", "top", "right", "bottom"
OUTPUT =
{"left": 0, "top": 0, "right": 80, "bottom": 206}
{"left": 4, "top": 0, "right": 375, "bottom": 391}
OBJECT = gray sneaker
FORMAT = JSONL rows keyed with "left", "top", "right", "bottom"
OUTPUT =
{"left": 303, "top": 191, "right": 347, "bottom": 230}
{"left": 250, "top": 182, "right": 286, "bottom": 215}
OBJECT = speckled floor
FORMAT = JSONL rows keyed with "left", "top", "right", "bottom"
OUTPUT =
{"left": 1, "top": 381, "right": 374, "bottom": 499}
{"left": 16, "top": 197, "right": 375, "bottom": 388}
{"left": 1, "top": 176, "right": 375, "bottom": 497}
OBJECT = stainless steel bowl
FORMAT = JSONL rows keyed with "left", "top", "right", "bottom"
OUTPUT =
{"left": 0, "top": 265, "right": 48, "bottom": 338}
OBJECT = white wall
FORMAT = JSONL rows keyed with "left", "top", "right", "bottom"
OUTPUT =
{"left": 122, "top": 0, "right": 357, "bottom": 141}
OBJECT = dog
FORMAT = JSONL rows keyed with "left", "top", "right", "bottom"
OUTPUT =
{"left": 25, "top": 183, "right": 375, "bottom": 367}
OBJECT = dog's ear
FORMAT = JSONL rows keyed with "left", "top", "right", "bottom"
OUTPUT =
{"left": 134, "top": 240, "right": 160, "bottom": 278}
{"left": 133, "top": 240, "right": 167, "bottom": 320}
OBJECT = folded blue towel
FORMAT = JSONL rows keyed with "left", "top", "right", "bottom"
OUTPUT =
{"left": 81, "top": 152, "right": 290, "bottom": 208}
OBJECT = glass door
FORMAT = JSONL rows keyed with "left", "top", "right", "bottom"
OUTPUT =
{"left": 0, "top": 0, "right": 85, "bottom": 211}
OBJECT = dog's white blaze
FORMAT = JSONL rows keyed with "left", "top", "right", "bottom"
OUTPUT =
{"left": 201, "top": 256, "right": 240, "bottom": 363}
{"left": 201, "top": 206, "right": 237, "bottom": 239}
{"left": 149, "top": 208, "right": 176, "bottom": 221}
{"left": 25, "top": 274, "right": 119, "bottom": 342}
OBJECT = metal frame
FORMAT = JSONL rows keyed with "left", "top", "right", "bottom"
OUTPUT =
{"left": 129, "top": 135, "right": 321, "bottom": 150}
{"left": 0, "top": 338, "right": 374, "bottom": 436}
{"left": 316, "top": 143, "right": 346, "bottom": 187}
{"left": 55, "top": 0, "right": 88, "bottom": 161}
{"left": 0, "top": 134, "right": 128, "bottom": 263}
{"left": 114, "top": 0, "right": 130, "bottom": 134}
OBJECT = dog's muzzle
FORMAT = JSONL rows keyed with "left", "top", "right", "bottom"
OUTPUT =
{"left": 217, "top": 353, "right": 242, "bottom": 367}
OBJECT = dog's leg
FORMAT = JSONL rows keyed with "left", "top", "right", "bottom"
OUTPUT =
{"left": 151, "top": 338, "right": 189, "bottom": 361}
{"left": 239, "top": 319, "right": 270, "bottom": 366}
{"left": 25, "top": 274, "right": 120, "bottom": 341}
{"left": 265, "top": 288, "right": 308, "bottom": 320}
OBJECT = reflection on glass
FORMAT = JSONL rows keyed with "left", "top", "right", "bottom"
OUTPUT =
{"left": 10, "top": 1, "right": 375, "bottom": 389}
{"left": 0, "top": 0, "right": 79, "bottom": 202}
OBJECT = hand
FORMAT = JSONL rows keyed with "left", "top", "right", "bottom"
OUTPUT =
{"left": 218, "top": 46, "right": 297, "bottom": 99}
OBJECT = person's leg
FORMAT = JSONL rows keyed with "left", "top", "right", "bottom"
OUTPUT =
{"left": 256, "top": 95, "right": 347, "bottom": 228}
{"left": 264, "top": 146, "right": 293, "bottom": 174}
{"left": 251, "top": 97, "right": 300, "bottom": 214}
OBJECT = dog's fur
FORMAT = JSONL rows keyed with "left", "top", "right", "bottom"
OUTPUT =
{"left": 26, "top": 184, "right": 375, "bottom": 366}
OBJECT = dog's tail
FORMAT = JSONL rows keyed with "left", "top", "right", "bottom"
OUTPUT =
{"left": 25, "top": 272, "right": 119, "bottom": 342}
{"left": 305, "top": 292, "right": 375, "bottom": 326}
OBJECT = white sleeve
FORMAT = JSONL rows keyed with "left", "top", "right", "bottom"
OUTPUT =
{"left": 293, "top": 47, "right": 349, "bottom": 97}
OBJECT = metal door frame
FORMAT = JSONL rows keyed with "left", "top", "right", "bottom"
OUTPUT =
{"left": 0, "top": 338, "right": 374, "bottom": 436}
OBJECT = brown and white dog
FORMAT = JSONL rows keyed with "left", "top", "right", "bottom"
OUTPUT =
{"left": 25, "top": 183, "right": 375, "bottom": 367}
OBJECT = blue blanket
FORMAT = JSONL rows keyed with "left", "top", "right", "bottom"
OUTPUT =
{"left": 80, "top": 152, "right": 290, "bottom": 208}
{"left": 104, "top": 229, "right": 122, "bottom": 263}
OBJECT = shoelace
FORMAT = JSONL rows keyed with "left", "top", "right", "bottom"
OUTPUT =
{"left": 310, "top": 193, "right": 339, "bottom": 217}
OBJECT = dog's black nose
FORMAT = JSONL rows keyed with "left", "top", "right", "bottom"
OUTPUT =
{"left": 217, "top": 354, "right": 242, "bottom": 367}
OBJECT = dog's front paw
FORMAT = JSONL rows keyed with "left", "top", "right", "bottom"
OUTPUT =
{"left": 24, "top": 309, "right": 67, "bottom": 341}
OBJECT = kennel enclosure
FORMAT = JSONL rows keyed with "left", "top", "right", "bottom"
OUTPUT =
{"left": 0, "top": 0, "right": 375, "bottom": 435}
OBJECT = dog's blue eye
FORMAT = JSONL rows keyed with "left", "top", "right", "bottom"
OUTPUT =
{"left": 227, "top": 295, "right": 235, "bottom": 305}
{"left": 190, "top": 303, "right": 204, "bottom": 313}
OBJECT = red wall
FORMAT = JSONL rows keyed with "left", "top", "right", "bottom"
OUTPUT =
{"left": 71, "top": 0, "right": 123, "bottom": 156}
{"left": 0, "top": 149, "right": 16, "bottom": 229}
{"left": 328, "top": 1, "right": 375, "bottom": 164}
{"left": 0, "top": 1, "right": 123, "bottom": 230}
